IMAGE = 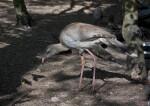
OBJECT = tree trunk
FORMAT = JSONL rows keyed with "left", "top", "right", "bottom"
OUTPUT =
{"left": 121, "top": 0, "right": 148, "bottom": 80}
{"left": 70, "top": 0, "right": 75, "bottom": 8}
{"left": 13, "top": 0, "right": 33, "bottom": 27}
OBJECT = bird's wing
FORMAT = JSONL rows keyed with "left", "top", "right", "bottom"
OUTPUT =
{"left": 82, "top": 35, "right": 138, "bottom": 58}
{"left": 107, "top": 39, "right": 138, "bottom": 57}
{"left": 82, "top": 34, "right": 115, "bottom": 41}
{"left": 89, "top": 44, "right": 116, "bottom": 61}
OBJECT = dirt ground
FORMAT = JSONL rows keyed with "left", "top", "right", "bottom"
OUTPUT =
{"left": 0, "top": 0, "right": 149, "bottom": 106}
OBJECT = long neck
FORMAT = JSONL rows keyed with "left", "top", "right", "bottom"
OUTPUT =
{"left": 53, "top": 43, "right": 69, "bottom": 54}
{"left": 37, "top": 43, "right": 70, "bottom": 59}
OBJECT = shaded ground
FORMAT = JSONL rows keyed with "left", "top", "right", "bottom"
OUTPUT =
{"left": 0, "top": 0, "right": 148, "bottom": 106}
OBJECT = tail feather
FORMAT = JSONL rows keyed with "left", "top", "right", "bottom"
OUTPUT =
{"left": 89, "top": 44, "right": 116, "bottom": 61}
{"left": 107, "top": 39, "right": 138, "bottom": 57}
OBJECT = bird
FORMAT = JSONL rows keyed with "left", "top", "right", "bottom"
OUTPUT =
{"left": 37, "top": 22, "right": 137, "bottom": 93}
{"left": 93, "top": 7, "right": 103, "bottom": 25}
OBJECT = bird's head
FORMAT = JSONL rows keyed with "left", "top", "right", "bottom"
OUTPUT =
{"left": 36, "top": 44, "right": 58, "bottom": 63}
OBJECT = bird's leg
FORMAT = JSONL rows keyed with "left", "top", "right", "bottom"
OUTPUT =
{"left": 77, "top": 55, "right": 85, "bottom": 92}
{"left": 85, "top": 49, "right": 97, "bottom": 93}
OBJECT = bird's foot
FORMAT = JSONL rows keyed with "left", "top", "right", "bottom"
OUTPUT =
{"left": 90, "top": 89, "right": 96, "bottom": 94}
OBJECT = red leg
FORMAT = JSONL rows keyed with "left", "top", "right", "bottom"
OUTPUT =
{"left": 85, "top": 49, "right": 97, "bottom": 93}
{"left": 77, "top": 55, "right": 85, "bottom": 92}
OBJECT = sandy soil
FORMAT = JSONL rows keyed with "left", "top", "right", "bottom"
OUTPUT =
{"left": 0, "top": 0, "right": 148, "bottom": 106}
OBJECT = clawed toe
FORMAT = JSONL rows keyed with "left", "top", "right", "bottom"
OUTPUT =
{"left": 90, "top": 89, "right": 96, "bottom": 94}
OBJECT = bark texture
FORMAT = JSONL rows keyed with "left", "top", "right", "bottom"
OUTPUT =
{"left": 121, "top": 0, "right": 147, "bottom": 80}
{"left": 13, "top": 0, "right": 33, "bottom": 27}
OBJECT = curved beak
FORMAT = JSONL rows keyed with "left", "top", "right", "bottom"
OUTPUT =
{"left": 42, "top": 58, "right": 45, "bottom": 63}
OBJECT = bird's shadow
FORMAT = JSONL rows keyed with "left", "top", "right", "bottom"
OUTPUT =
{"left": 83, "top": 68, "right": 125, "bottom": 80}
{"left": 83, "top": 68, "right": 142, "bottom": 84}
{"left": 52, "top": 67, "right": 141, "bottom": 84}
{"left": 51, "top": 67, "right": 143, "bottom": 93}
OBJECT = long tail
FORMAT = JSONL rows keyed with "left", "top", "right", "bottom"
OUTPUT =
{"left": 107, "top": 39, "right": 138, "bottom": 57}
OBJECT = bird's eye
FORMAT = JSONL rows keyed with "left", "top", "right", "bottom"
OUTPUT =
{"left": 46, "top": 51, "right": 50, "bottom": 54}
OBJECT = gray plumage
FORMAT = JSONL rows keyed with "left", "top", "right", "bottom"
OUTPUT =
{"left": 38, "top": 22, "right": 137, "bottom": 59}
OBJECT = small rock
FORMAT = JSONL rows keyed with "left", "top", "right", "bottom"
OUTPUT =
{"left": 110, "top": 91, "right": 113, "bottom": 95}
{"left": 60, "top": 102, "right": 66, "bottom": 106}
{"left": 130, "top": 97, "right": 134, "bottom": 100}
{"left": 37, "top": 68, "right": 41, "bottom": 72}
{"left": 96, "top": 93, "right": 99, "bottom": 96}
{"left": 100, "top": 100, "right": 103, "bottom": 102}
{"left": 51, "top": 97, "right": 59, "bottom": 102}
